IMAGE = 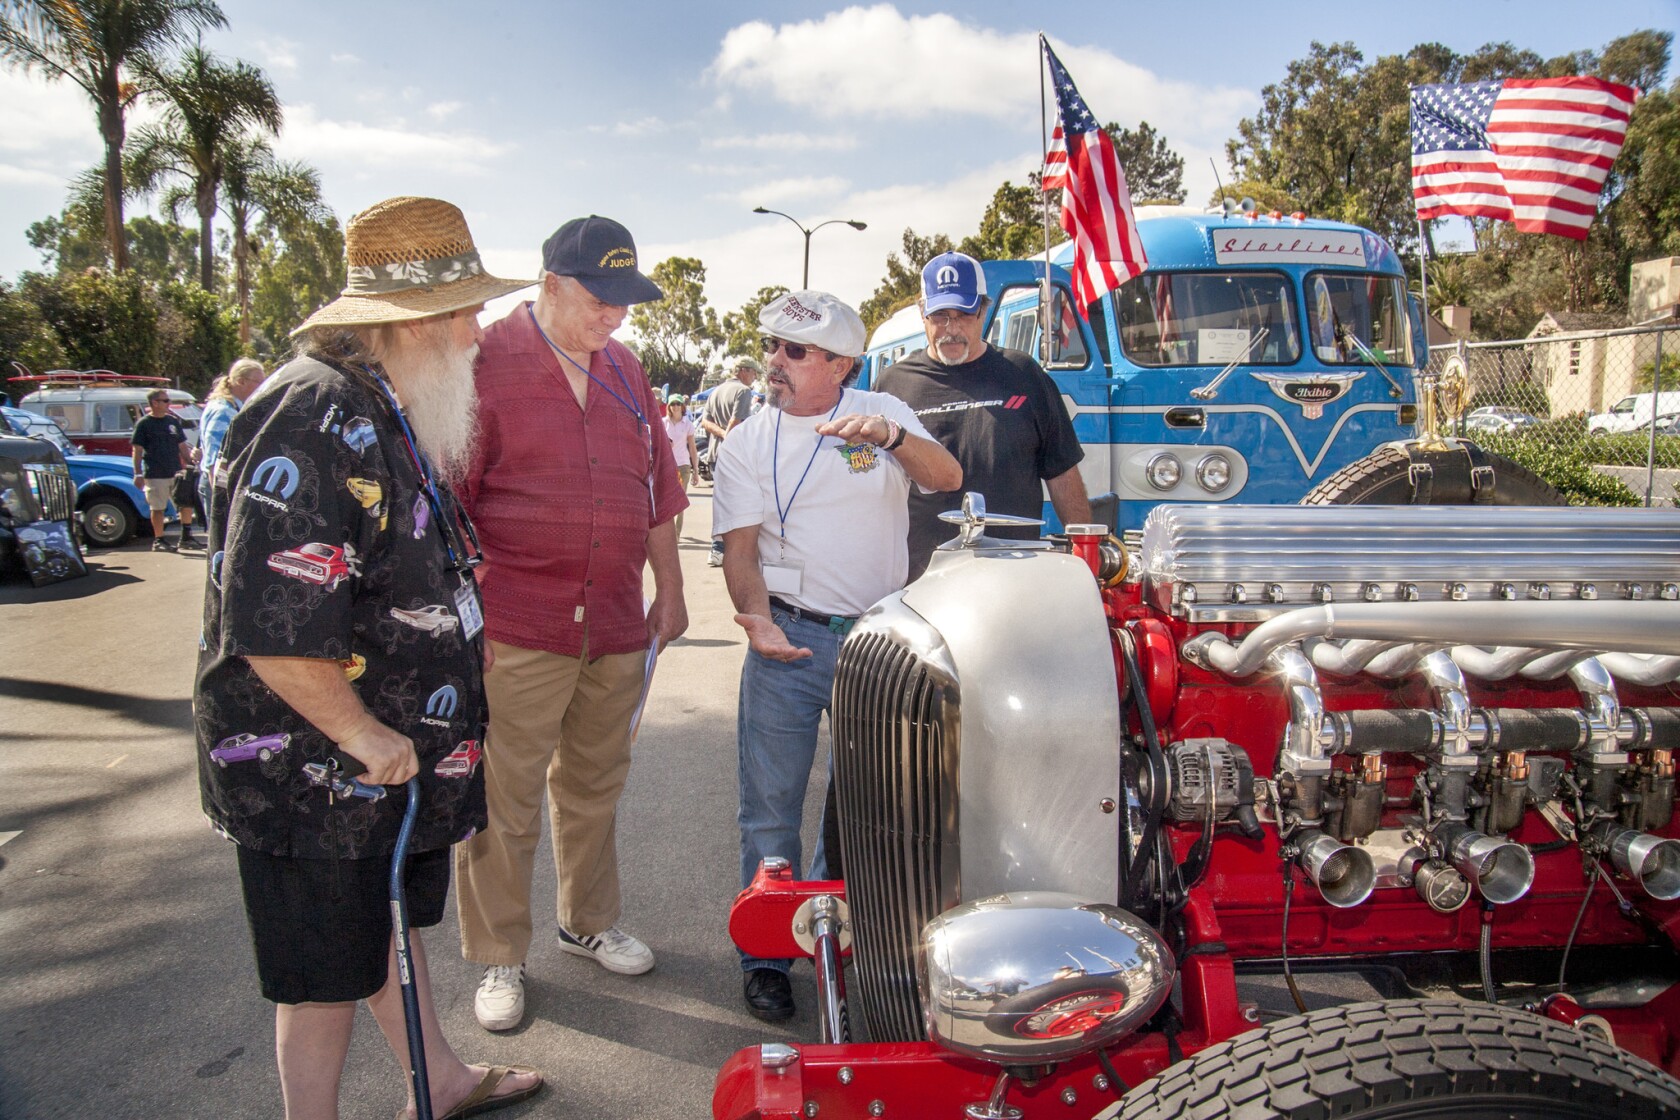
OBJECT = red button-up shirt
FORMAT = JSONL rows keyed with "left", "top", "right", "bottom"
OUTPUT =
{"left": 462, "top": 304, "right": 688, "bottom": 658}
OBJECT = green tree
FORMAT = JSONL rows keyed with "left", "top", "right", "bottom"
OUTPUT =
{"left": 22, "top": 267, "right": 162, "bottom": 374}
{"left": 0, "top": 279, "right": 69, "bottom": 377}
{"left": 858, "top": 228, "right": 954, "bottom": 335}
{"left": 1107, "top": 120, "right": 1185, "bottom": 203}
{"left": 155, "top": 278, "right": 237, "bottom": 392}
{"left": 719, "top": 284, "right": 788, "bottom": 362}
{"left": 248, "top": 209, "right": 343, "bottom": 356}
{"left": 1635, "top": 352, "right": 1680, "bottom": 393}
{"left": 628, "top": 256, "right": 722, "bottom": 395}
{"left": 0, "top": 0, "right": 226, "bottom": 271}
{"left": 957, "top": 182, "right": 1063, "bottom": 261}
{"left": 219, "top": 136, "right": 329, "bottom": 345}
{"left": 126, "top": 43, "right": 282, "bottom": 289}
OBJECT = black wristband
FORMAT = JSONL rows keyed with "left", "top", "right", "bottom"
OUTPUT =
{"left": 884, "top": 420, "right": 908, "bottom": 451}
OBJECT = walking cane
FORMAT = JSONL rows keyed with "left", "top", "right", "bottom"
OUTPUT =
{"left": 391, "top": 775, "right": 433, "bottom": 1120}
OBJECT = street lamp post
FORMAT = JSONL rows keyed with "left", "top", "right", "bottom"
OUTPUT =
{"left": 752, "top": 207, "right": 867, "bottom": 288}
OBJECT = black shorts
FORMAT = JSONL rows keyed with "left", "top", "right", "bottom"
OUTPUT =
{"left": 171, "top": 468, "right": 203, "bottom": 515}
{"left": 235, "top": 845, "right": 450, "bottom": 1005}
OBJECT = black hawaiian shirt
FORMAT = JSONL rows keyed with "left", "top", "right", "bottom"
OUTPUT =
{"left": 194, "top": 355, "right": 488, "bottom": 860}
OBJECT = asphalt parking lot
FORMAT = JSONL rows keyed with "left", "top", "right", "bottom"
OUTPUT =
{"left": 0, "top": 487, "right": 832, "bottom": 1119}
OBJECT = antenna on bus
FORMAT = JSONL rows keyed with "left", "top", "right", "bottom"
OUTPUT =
{"left": 1210, "top": 158, "right": 1228, "bottom": 215}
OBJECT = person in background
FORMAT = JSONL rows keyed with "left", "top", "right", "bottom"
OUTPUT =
{"left": 196, "top": 357, "right": 267, "bottom": 516}
{"left": 712, "top": 290, "right": 960, "bottom": 1020}
{"left": 699, "top": 356, "right": 761, "bottom": 566}
{"left": 131, "top": 388, "right": 195, "bottom": 551}
{"left": 662, "top": 394, "right": 700, "bottom": 538}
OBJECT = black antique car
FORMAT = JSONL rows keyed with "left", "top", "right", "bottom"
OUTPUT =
{"left": 0, "top": 434, "right": 86, "bottom": 585}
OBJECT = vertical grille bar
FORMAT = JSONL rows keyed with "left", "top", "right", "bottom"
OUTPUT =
{"left": 832, "top": 622, "right": 959, "bottom": 1042}
{"left": 26, "top": 465, "right": 75, "bottom": 521}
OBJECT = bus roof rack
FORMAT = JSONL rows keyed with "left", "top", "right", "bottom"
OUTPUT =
{"left": 8, "top": 362, "right": 167, "bottom": 386}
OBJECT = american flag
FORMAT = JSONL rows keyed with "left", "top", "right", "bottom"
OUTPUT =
{"left": 1042, "top": 37, "right": 1147, "bottom": 316}
{"left": 1041, "top": 126, "right": 1068, "bottom": 191}
{"left": 1410, "top": 77, "right": 1637, "bottom": 240}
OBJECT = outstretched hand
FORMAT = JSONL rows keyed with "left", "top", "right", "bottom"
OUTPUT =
{"left": 815, "top": 413, "right": 889, "bottom": 447}
{"left": 734, "top": 613, "right": 813, "bottom": 662}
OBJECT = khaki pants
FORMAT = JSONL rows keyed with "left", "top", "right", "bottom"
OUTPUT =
{"left": 455, "top": 637, "right": 645, "bottom": 966}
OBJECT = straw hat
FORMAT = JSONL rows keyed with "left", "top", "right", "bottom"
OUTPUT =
{"left": 292, "top": 196, "right": 530, "bottom": 335}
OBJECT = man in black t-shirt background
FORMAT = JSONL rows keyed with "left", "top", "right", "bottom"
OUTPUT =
{"left": 875, "top": 251, "right": 1091, "bottom": 579}
{"left": 130, "top": 388, "right": 195, "bottom": 550}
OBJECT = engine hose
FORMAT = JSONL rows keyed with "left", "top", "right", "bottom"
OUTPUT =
{"left": 1558, "top": 865, "right": 1601, "bottom": 992}
{"left": 1117, "top": 626, "right": 1170, "bottom": 916}
{"left": 1479, "top": 903, "right": 1497, "bottom": 1004}
{"left": 1280, "top": 862, "right": 1308, "bottom": 1014}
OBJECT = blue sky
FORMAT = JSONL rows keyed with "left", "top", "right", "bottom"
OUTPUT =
{"left": 1, "top": 1, "right": 1674, "bottom": 326}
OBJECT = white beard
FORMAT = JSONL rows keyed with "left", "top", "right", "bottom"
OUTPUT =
{"left": 396, "top": 333, "right": 480, "bottom": 487}
{"left": 930, "top": 335, "right": 974, "bottom": 366}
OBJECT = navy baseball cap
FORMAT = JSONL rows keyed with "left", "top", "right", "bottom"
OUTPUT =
{"left": 541, "top": 215, "right": 664, "bottom": 305}
{"left": 921, "top": 251, "right": 986, "bottom": 314}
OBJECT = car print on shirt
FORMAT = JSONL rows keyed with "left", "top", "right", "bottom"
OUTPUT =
{"left": 209, "top": 731, "right": 292, "bottom": 767}
{"left": 412, "top": 493, "right": 430, "bottom": 539}
{"left": 268, "top": 542, "right": 354, "bottom": 591}
{"left": 340, "top": 417, "right": 377, "bottom": 454}
{"left": 302, "top": 760, "right": 386, "bottom": 801}
{"left": 340, "top": 653, "right": 367, "bottom": 681}
{"left": 434, "top": 739, "right": 483, "bottom": 779}
{"left": 390, "top": 603, "right": 460, "bottom": 635}
{"left": 346, "top": 477, "right": 388, "bottom": 531}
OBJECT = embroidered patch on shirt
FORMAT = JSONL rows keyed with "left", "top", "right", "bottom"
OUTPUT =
{"left": 835, "top": 443, "right": 881, "bottom": 474}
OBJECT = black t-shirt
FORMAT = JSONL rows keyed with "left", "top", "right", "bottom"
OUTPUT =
{"left": 876, "top": 344, "right": 1083, "bottom": 579}
{"left": 131, "top": 413, "right": 188, "bottom": 478}
{"left": 194, "top": 356, "right": 487, "bottom": 859}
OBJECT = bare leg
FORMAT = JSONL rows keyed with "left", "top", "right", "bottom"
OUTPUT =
{"left": 150, "top": 508, "right": 167, "bottom": 538}
{"left": 366, "top": 932, "right": 541, "bottom": 1118}
{"left": 275, "top": 1001, "right": 356, "bottom": 1120}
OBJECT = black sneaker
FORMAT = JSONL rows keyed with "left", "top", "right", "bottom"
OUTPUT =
{"left": 151, "top": 538, "right": 176, "bottom": 552}
{"left": 743, "top": 967, "right": 794, "bottom": 1021}
{"left": 178, "top": 533, "right": 200, "bottom": 549}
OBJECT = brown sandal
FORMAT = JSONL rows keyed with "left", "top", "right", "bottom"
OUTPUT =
{"left": 439, "top": 1065, "right": 543, "bottom": 1119}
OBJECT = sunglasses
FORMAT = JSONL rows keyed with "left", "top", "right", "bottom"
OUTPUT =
{"left": 760, "top": 336, "right": 833, "bottom": 362}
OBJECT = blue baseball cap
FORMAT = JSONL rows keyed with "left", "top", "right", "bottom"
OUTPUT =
{"left": 921, "top": 251, "right": 986, "bottom": 314}
{"left": 541, "top": 215, "right": 663, "bottom": 306}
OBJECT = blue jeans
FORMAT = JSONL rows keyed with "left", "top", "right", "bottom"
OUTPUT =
{"left": 737, "top": 609, "right": 840, "bottom": 974}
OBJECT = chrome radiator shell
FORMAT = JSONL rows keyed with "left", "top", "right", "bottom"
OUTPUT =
{"left": 1139, "top": 504, "right": 1680, "bottom": 622}
{"left": 832, "top": 548, "right": 1122, "bottom": 1042}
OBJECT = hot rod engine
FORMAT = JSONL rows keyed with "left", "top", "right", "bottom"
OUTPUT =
{"left": 716, "top": 503, "right": 1680, "bottom": 1120}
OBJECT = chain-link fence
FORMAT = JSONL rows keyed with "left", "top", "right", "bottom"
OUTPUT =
{"left": 1425, "top": 323, "right": 1678, "bottom": 506}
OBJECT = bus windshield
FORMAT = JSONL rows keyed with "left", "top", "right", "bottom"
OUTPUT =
{"left": 1114, "top": 271, "right": 1299, "bottom": 368}
{"left": 1305, "top": 272, "right": 1413, "bottom": 367}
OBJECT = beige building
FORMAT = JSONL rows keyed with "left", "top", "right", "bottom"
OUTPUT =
{"left": 1524, "top": 256, "right": 1680, "bottom": 418}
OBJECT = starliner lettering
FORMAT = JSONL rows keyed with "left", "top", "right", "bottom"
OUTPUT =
{"left": 1213, "top": 229, "right": 1367, "bottom": 267}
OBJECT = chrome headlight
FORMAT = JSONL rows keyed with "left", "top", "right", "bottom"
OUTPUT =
{"left": 1145, "top": 452, "right": 1182, "bottom": 491}
{"left": 1195, "top": 453, "right": 1233, "bottom": 493}
{"left": 919, "top": 891, "right": 1174, "bottom": 1063}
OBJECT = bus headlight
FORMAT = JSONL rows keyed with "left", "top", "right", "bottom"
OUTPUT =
{"left": 1196, "top": 453, "right": 1233, "bottom": 493}
{"left": 1145, "top": 453, "right": 1182, "bottom": 491}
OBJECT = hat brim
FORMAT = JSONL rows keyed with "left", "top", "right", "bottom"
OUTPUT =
{"left": 574, "top": 270, "right": 664, "bottom": 306}
{"left": 291, "top": 272, "right": 534, "bottom": 336}
{"left": 922, "top": 292, "right": 984, "bottom": 314}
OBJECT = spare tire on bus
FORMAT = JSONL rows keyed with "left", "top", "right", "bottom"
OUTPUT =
{"left": 1301, "top": 440, "right": 1566, "bottom": 506}
{"left": 1105, "top": 999, "right": 1680, "bottom": 1120}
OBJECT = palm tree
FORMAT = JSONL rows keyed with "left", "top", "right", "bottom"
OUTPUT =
{"left": 220, "top": 135, "right": 329, "bottom": 345}
{"left": 126, "top": 42, "right": 280, "bottom": 289}
{"left": 0, "top": 0, "right": 226, "bottom": 271}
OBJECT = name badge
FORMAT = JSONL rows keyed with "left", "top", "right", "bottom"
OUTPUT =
{"left": 454, "top": 576, "right": 485, "bottom": 641}
{"left": 763, "top": 559, "right": 804, "bottom": 597}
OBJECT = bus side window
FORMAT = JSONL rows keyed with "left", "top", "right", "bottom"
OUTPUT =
{"left": 1004, "top": 310, "right": 1036, "bottom": 354}
{"left": 1046, "top": 289, "right": 1089, "bottom": 369}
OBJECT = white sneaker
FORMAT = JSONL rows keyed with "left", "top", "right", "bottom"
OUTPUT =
{"left": 474, "top": 964, "right": 525, "bottom": 1031}
{"left": 706, "top": 548, "right": 724, "bottom": 568}
{"left": 557, "top": 924, "right": 654, "bottom": 975}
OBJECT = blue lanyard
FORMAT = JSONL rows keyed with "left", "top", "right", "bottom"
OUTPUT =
{"left": 773, "top": 390, "right": 845, "bottom": 543}
{"left": 367, "top": 370, "right": 475, "bottom": 571}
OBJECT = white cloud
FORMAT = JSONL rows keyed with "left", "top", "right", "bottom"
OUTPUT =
{"left": 707, "top": 132, "right": 859, "bottom": 152}
{"left": 0, "top": 70, "right": 99, "bottom": 160}
{"left": 330, "top": 52, "right": 362, "bottom": 65}
{"left": 426, "top": 101, "right": 463, "bottom": 121}
{"left": 274, "top": 104, "right": 509, "bottom": 174}
{"left": 710, "top": 6, "right": 1254, "bottom": 144}
{"left": 733, "top": 176, "right": 850, "bottom": 206}
{"left": 588, "top": 116, "right": 667, "bottom": 138}
{"left": 0, "top": 163, "right": 69, "bottom": 187}
{"left": 255, "top": 38, "right": 300, "bottom": 72}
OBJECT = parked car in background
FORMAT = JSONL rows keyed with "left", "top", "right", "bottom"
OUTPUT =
{"left": 2, "top": 405, "right": 78, "bottom": 454}
{"left": 1586, "top": 391, "right": 1680, "bottom": 436}
{"left": 10, "top": 368, "right": 201, "bottom": 455}
{"left": 63, "top": 452, "right": 172, "bottom": 548}
{"left": 1462, "top": 405, "right": 1540, "bottom": 434}
{"left": 0, "top": 433, "right": 82, "bottom": 584}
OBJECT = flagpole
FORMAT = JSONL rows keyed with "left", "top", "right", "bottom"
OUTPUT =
{"left": 1038, "top": 33, "right": 1054, "bottom": 365}
{"left": 1416, "top": 217, "right": 1432, "bottom": 330}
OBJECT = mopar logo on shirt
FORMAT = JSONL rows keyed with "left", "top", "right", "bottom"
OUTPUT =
{"left": 422, "top": 684, "right": 458, "bottom": 728}
{"left": 247, "top": 456, "right": 300, "bottom": 510}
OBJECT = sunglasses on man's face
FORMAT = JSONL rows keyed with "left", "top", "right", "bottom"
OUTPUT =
{"left": 760, "top": 336, "right": 832, "bottom": 362}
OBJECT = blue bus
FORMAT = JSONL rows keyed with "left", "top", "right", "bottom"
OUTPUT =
{"left": 858, "top": 206, "right": 1432, "bottom": 531}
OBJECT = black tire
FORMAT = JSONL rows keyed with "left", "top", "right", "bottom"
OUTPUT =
{"left": 81, "top": 493, "right": 138, "bottom": 547}
{"left": 1108, "top": 1000, "right": 1680, "bottom": 1120}
{"left": 1302, "top": 443, "right": 1566, "bottom": 506}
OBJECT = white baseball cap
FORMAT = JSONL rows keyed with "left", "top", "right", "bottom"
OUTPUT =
{"left": 758, "top": 290, "right": 867, "bottom": 358}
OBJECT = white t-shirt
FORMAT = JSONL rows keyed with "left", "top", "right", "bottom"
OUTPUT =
{"left": 663, "top": 414, "right": 696, "bottom": 465}
{"left": 713, "top": 387, "right": 933, "bottom": 617}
